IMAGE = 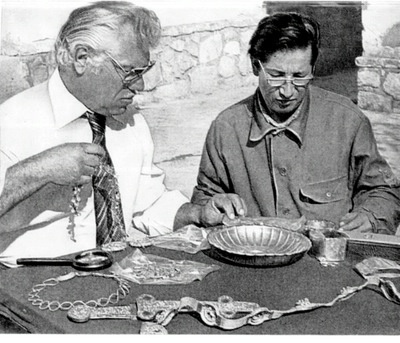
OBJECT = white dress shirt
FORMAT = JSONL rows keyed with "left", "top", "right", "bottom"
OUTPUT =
{"left": 0, "top": 69, "right": 188, "bottom": 267}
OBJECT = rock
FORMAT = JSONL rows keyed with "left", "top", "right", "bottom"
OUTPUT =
{"left": 358, "top": 69, "right": 381, "bottom": 88}
{"left": 383, "top": 72, "right": 400, "bottom": 100}
{"left": 198, "top": 33, "right": 223, "bottom": 63}
{"left": 223, "top": 41, "right": 241, "bottom": 56}
{"left": 358, "top": 91, "right": 392, "bottom": 112}
{"left": 218, "top": 56, "right": 236, "bottom": 78}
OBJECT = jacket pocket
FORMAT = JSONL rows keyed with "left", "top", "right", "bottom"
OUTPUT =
{"left": 300, "top": 175, "right": 348, "bottom": 204}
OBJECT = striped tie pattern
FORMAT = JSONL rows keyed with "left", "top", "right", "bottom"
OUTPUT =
{"left": 86, "top": 112, "right": 126, "bottom": 245}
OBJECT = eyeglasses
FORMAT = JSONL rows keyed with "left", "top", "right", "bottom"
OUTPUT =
{"left": 105, "top": 51, "right": 156, "bottom": 85}
{"left": 258, "top": 60, "right": 313, "bottom": 87}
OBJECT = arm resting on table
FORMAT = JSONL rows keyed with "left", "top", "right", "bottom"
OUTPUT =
{"left": 350, "top": 117, "right": 400, "bottom": 234}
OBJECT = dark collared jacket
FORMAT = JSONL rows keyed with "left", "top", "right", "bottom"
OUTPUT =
{"left": 192, "top": 86, "right": 400, "bottom": 234}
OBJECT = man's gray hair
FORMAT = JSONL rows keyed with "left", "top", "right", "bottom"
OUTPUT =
{"left": 55, "top": 1, "right": 161, "bottom": 65}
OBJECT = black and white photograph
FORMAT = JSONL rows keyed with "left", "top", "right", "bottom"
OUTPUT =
{"left": 0, "top": 0, "right": 400, "bottom": 336}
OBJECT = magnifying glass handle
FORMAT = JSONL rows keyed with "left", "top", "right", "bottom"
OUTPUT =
{"left": 17, "top": 258, "right": 72, "bottom": 266}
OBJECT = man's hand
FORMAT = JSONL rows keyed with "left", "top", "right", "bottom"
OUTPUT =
{"left": 0, "top": 142, "right": 105, "bottom": 218}
{"left": 339, "top": 212, "right": 372, "bottom": 233}
{"left": 173, "top": 194, "right": 248, "bottom": 230}
{"left": 199, "top": 193, "right": 247, "bottom": 227}
{"left": 42, "top": 143, "right": 105, "bottom": 186}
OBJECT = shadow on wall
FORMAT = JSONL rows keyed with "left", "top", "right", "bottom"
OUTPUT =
{"left": 313, "top": 68, "right": 358, "bottom": 104}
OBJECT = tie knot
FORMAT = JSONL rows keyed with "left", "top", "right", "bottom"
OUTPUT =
{"left": 86, "top": 112, "right": 106, "bottom": 143}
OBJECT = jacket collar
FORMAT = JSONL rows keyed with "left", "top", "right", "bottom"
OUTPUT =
{"left": 248, "top": 87, "right": 310, "bottom": 146}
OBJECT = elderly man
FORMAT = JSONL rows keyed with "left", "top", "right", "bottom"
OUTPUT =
{"left": 0, "top": 1, "right": 228, "bottom": 267}
{"left": 191, "top": 12, "right": 400, "bottom": 235}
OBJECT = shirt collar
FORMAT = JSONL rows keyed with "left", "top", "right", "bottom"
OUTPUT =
{"left": 49, "top": 68, "right": 90, "bottom": 129}
{"left": 249, "top": 88, "right": 309, "bottom": 146}
{"left": 49, "top": 69, "right": 133, "bottom": 129}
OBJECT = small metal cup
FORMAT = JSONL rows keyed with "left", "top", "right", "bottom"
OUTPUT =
{"left": 308, "top": 228, "right": 348, "bottom": 262}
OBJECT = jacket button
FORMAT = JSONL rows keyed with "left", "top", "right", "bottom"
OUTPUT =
{"left": 279, "top": 167, "right": 287, "bottom": 176}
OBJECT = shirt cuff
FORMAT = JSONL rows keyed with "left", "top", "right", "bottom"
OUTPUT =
{"left": 359, "top": 208, "right": 378, "bottom": 233}
{"left": 130, "top": 190, "right": 188, "bottom": 238}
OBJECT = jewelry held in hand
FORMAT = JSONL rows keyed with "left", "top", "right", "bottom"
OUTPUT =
{"left": 67, "top": 186, "right": 82, "bottom": 242}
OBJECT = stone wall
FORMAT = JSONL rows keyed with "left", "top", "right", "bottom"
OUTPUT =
{"left": 357, "top": 56, "right": 400, "bottom": 113}
{"left": 0, "top": 53, "right": 57, "bottom": 104}
{"left": 0, "top": 17, "right": 259, "bottom": 106}
{"left": 138, "top": 18, "right": 259, "bottom": 106}
{"left": 356, "top": 2, "right": 400, "bottom": 113}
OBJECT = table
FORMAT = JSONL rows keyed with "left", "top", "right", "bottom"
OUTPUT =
{"left": 0, "top": 245, "right": 399, "bottom": 334}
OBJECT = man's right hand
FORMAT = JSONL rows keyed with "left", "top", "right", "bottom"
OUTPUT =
{"left": 42, "top": 143, "right": 105, "bottom": 186}
{"left": 199, "top": 193, "right": 247, "bottom": 227}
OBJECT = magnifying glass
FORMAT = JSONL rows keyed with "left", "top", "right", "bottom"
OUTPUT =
{"left": 16, "top": 249, "right": 113, "bottom": 271}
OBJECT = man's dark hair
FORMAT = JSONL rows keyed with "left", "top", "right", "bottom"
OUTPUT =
{"left": 248, "top": 12, "right": 320, "bottom": 66}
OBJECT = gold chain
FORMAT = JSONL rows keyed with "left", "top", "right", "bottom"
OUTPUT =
{"left": 28, "top": 271, "right": 130, "bottom": 312}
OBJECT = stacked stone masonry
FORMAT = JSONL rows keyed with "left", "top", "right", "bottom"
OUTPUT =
{"left": 0, "top": 18, "right": 259, "bottom": 106}
{"left": 357, "top": 54, "right": 400, "bottom": 114}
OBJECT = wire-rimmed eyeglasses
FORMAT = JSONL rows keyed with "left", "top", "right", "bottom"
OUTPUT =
{"left": 257, "top": 60, "right": 313, "bottom": 88}
{"left": 105, "top": 51, "right": 156, "bottom": 85}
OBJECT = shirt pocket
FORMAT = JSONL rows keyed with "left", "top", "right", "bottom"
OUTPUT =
{"left": 300, "top": 175, "right": 348, "bottom": 204}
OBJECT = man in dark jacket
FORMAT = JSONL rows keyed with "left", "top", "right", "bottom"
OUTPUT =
{"left": 191, "top": 12, "right": 400, "bottom": 234}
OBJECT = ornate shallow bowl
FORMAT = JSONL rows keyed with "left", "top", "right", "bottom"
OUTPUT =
{"left": 207, "top": 225, "right": 312, "bottom": 267}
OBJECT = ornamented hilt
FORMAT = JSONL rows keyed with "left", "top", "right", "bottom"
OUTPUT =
{"left": 136, "top": 293, "right": 261, "bottom": 329}
{"left": 178, "top": 295, "right": 262, "bottom": 330}
{"left": 67, "top": 304, "right": 136, "bottom": 323}
{"left": 136, "top": 294, "right": 181, "bottom": 326}
{"left": 136, "top": 278, "right": 378, "bottom": 330}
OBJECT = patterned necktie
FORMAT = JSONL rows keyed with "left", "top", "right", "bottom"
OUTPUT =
{"left": 86, "top": 112, "right": 126, "bottom": 245}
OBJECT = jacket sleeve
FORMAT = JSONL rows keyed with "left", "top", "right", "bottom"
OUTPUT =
{"left": 351, "top": 116, "right": 400, "bottom": 234}
{"left": 191, "top": 119, "right": 231, "bottom": 205}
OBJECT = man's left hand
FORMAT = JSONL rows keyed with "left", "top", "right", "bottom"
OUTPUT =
{"left": 339, "top": 212, "right": 372, "bottom": 233}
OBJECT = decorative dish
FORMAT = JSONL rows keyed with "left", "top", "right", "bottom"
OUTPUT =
{"left": 207, "top": 225, "right": 311, "bottom": 267}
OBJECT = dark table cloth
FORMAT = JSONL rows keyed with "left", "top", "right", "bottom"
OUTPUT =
{"left": 0, "top": 246, "right": 399, "bottom": 334}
